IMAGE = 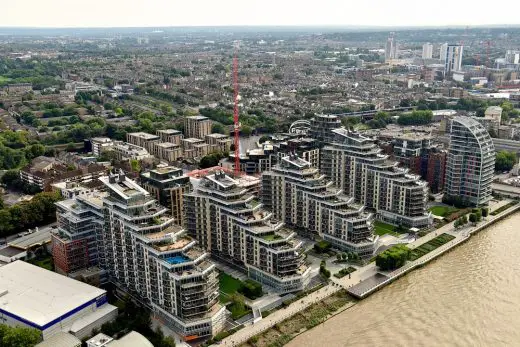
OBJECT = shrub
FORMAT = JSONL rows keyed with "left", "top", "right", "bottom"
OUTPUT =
{"left": 375, "top": 245, "right": 410, "bottom": 271}
{"left": 238, "top": 279, "right": 263, "bottom": 300}
{"left": 314, "top": 240, "right": 332, "bottom": 253}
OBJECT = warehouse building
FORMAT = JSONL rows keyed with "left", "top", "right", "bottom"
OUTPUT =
{"left": 0, "top": 261, "right": 117, "bottom": 340}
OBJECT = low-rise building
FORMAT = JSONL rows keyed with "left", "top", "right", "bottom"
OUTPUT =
{"left": 90, "top": 137, "right": 114, "bottom": 157}
{"left": 113, "top": 142, "right": 153, "bottom": 161}
{"left": 0, "top": 261, "right": 117, "bottom": 340}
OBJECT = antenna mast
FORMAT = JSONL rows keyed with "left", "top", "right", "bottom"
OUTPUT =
{"left": 233, "top": 41, "right": 240, "bottom": 174}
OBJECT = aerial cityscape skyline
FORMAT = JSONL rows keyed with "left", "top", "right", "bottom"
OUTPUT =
{"left": 1, "top": 19, "right": 520, "bottom": 347}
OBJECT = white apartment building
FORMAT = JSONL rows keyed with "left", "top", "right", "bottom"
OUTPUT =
{"left": 422, "top": 43, "right": 433, "bottom": 59}
{"left": 262, "top": 155, "right": 377, "bottom": 257}
{"left": 184, "top": 171, "right": 311, "bottom": 293}
{"left": 97, "top": 171, "right": 225, "bottom": 339}
{"left": 321, "top": 128, "right": 431, "bottom": 228}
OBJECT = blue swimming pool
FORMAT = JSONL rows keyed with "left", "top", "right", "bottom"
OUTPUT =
{"left": 165, "top": 255, "right": 190, "bottom": 264}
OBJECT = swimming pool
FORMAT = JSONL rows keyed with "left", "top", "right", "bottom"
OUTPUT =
{"left": 165, "top": 255, "right": 190, "bottom": 264}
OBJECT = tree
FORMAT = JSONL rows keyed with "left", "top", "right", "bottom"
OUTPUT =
{"left": 495, "top": 151, "right": 517, "bottom": 172}
{"left": 241, "top": 125, "right": 253, "bottom": 136}
{"left": 0, "top": 324, "right": 41, "bottom": 347}
{"left": 337, "top": 254, "right": 342, "bottom": 261}
{"left": 259, "top": 135, "right": 271, "bottom": 144}
{"left": 469, "top": 213, "right": 477, "bottom": 224}
{"left": 376, "top": 245, "right": 410, "bottom": 271}
{"left": 482, "top": 208, "right": 489, "bottom": 218}
{"left": 211, "top": 123, "right": 227, "bottom": 135}
{"left": 238, "top": 280, "right": 263, "bottom": 299}
{"left": 130, "top": 159, "right": 141, "bottom": 173}
{"left": 342, "top": 252, "right": 348, "bottom": 260}
{"left": 397, "top": 110, "right": 433, "bottom": 126}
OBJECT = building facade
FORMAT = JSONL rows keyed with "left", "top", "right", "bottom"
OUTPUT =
{"left": 322, "top": 128, "right": 431, "bottom": 228}
{"left": 52, "top": 192, "right": 106, "bottom": 275}
{"left": 309, "top": 114, "right": 342, "bottom": 145}
{"left": 184, "top": 171, "right": 311, "bottom": 293}
{"left": 422, "top": 43, "right": 433, "bottom": 59}
{"left": 444, "top": 44, "right": 464, "bottom": 74}
{"left": 140, "top": 167, "right": 192, "bottom": 225}
{"left": 262, "top": 155, "right": 376, "bottom": 257}
{"left": 184, "top": 116, "right": 212, "bottom": 139}
{"left": 445, "top": 116, "right": 495, "bottom": 206}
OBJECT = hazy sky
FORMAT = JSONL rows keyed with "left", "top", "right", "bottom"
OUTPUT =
{"left": 4, "top": 0, "right": 520, "bottom": 28}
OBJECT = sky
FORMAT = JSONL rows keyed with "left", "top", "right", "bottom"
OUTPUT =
{"left": 3, "top": 0, "right": 520, "bottom": 28}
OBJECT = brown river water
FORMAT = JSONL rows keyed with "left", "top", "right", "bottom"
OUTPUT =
{"left": 288, "top": 214, "right": 520, "bottom": 347}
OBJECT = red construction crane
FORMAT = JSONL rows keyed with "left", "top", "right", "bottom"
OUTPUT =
{"left": 233, "top": 42, "right": 241, "bottom": 175}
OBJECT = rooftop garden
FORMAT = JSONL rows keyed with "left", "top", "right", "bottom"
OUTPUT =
{"left": 261, "top": 233, "right": 283, "bottom": 241}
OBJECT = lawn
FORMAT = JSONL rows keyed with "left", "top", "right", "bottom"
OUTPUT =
{"left": 219, "top": 272, "right": 243, "bottom": 303}
{"left": 429, "top": 205, "right": 459, "bottom": 217}
{"left": 409, "top": 233, "right": 456, "bottom": 261}
{"left": 28, "top": 256, "right": 53, "bottom": 271}
{"left": 0, "top": 76, "right": 11, "bottom": 84}
{"left": 262, "top": 234, "right": 283, "bottom": 241}
{"left": 373, "top": 221, "right": 398, "bottom": 236}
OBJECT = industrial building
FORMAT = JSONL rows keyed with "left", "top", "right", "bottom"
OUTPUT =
{"left": 0, "top": 261, "right": 117, "bottom": 340}
{"left": 445, "top": 116, "right": 495, "bottom": 206}
{"left": 321, "top": 128, "right": 431, "bottom": 228}
{"left": 262, "top": 155, "right": 376, "bottom": 257}
{"left": 184, "top": 171, "right": 311, "bottom": 292}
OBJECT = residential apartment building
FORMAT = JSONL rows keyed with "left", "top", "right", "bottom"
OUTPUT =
{"left": 113, "top": 142, "right": 153, "bottom": 161}
{"left": 141, "top": 166, "right": 192, "bottom": 225}
{"left": 152, "top": 142, "right": 183, "bottom": 163}
{"left": 184, "top": 171, "right": 311, "bottom": 292}
{"left": 157, "top": 129, "right": 183, "bottom": 145}
{"left": 322, "top": 128, "right": 431, "bottom": 228}
{"left": 126, "top": 132, "right": 160, "bottom": 153}
{"left": 184, "top": 116, "right": 212, "bottom": 139}
{"left": 309, "top": 114, "right": 342, "bottom": 145}
{"left": 52, "top": 191, "right": 106, "bottom": 275}
{"left": 20, "top": 156, "right": 107, "bottom": 191}
{"left": 205, "top": 133, "right": 232, "bottom": 153}
{"left": 98, "top": 171, "right": 225, "bottom": 338}
{"left": 422, "top": 43, "right": 433, "bottom": 59}
{"left": 444, "top": 44, "right": 464, "bottom": 74}
{"left": 262, "top": 155, "right": 376, "bottom": 257}
{"left": 91, "top": 137, "right": 114, "bottom": 156}
{"left": 445, "top": 116, "right": 495, "bottom": 206}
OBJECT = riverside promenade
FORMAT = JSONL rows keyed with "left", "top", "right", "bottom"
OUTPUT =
{"left": 217, "top": 199, "right": 519, "bottom": 346}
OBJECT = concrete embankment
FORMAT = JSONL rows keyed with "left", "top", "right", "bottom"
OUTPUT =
{"left": 347, "top": 204, "right": 520, "bottom": 299}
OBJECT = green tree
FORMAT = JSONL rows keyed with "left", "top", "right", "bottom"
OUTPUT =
{"left": 482, "top": 208, "right": 489, "bottom": 218}
{"left": 0, "top": 324, "right": 41, "bottom": 347}
{"left": 337, "top": 254, "right": 342, "bottom": 261}
{"left": 211, "top": 123, "right": 227, "bottom": 135}
{"left": 376, "top": 245, "right": 410, "bottom": 271}
{"left": 495, "top": 151, "right": 517, "bottom": 172}
{"left": 241, "top": 125, "right": 253, "bottom": 136}
{"left": 130, "top": 159, "right": 141, "bottom": 173}
{"left": 397, "top": 110, "right": 433, "bottom": 126}
{"left": 469, "top": 213, "right": 477, "bottom": 224}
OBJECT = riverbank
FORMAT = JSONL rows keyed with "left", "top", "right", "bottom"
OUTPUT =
{"left": 239, "top": 291, "right": 354, "bottom": 347}
{"left": 217, "top": 199, "right": 520, "bottom": 346}
{"left": 346, "top": 201, "right": 520, "bottom": 299}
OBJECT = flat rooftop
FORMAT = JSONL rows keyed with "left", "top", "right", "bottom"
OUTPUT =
{"left": 0, "top": 261, "right": 106, "bottom": 328}
{"left": 9, "top": 228, "right": 51, "bottom": 250}
{"left": 186, "top": 115, "right": 209, "bottom": 120}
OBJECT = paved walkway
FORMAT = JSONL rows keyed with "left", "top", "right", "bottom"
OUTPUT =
{"left": 219, "top": 285, "right": 340, "bottom": 346}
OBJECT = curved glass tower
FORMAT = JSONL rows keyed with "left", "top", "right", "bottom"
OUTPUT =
{"left": 445, "top": 116, "right": 495, "bottom": 206}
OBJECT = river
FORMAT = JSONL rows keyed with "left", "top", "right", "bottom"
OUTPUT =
{"left": 289, "top": 214, "right": 520, "bottom": 347}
